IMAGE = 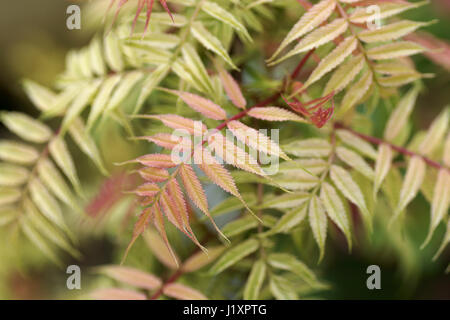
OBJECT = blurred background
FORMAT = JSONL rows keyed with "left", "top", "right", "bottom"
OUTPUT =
{"left": 0, "top": 0, "right": 449, "bottom": 299}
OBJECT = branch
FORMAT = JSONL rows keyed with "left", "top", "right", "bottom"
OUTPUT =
{"left": 334, "top": 122, "right": 450, "bottom": 172}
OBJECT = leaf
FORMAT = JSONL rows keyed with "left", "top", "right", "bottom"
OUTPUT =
{"left": 384, "top": 87, "right": 419, "bottom": 142}
{"left": 283, "top": 138, "right": 331, "bottom": 158}
{"left": 258, "top": 192, "right": 310, "bottom": 210}
{"left": 374, "top": 61, "right": 418, "bottom": 76}
{"left": 324, "top": 54, "right": 364, "bottom": 95}
{"left": 422, "top": 169, "right": 450, "bottom": 248}
{"left": 337, "top": 71, "right": 373, "bottom": 117}
{"left": 37, "top": 159, "right": 78, "bottom": 209}
{"left": 394, "top": 156, "right": 426, "bottom": 220}
{"left": 134, "top": 154, "right": 177, "bottom": 168}
{"left": 181, "top": 43, "right": 215, "bottom": 95}
{"left": 243, "top": 260, "right": 266, "bottom": 300}
{"left": 69, "top": 118, "right": 108, "bottom": 175}
{"left": 0, "top": 141, "right": 38, "bottom": 164}
{"left": 320, "top": 182, "right": 352, "bottom": 250}
{"left": 269, "top": 0, "right": 337, "bottom": 61}
{"left": 222, "top": 215, "right": 258, "bottom": 238}
{"left": 134, "top": 183, "right": 160, "bottom": 197}
{"left": 135, "top": 64, "right": 170, "bottom": 114}
{"left": 419, "top": 108, "right": 449, "bottom": 156}
{"left": 24, "top": 198, "right": 80, "bottom": 258}
{"left": 104, "top": 31, "right": 124, "bottom": 72}
{"left": 89, "top": 36, "right": 106, "bottom": 75}
{"left": 378, "top": 73, "right": 424, "bottom": 88}
{"left": 49, "top": 137, "right": 82, "bottom": 194}
{"left": 247, "top": 107, "right": 305, "bottom": 122}
{"left": 139, "top": 167, "right": 170, "bottom": 182}
{"left": 272, "top": 18, "right": 348, "bottom": 65}
{"left": 0, "top": 187, "right": 21, "bottom": 206}
{"left": 202, "top": 1, "right": 251, "bottom": 42}
{"left": 308, "top": 195, "right": 327, "bottom": 262}
{"left": 227, "top": 120, "right": 290, "bottom": 160}
{"left": 181, "top": 246, "right": 225, "bottom": 272}
{"left": 61, "top": 81, "right": 101, "bottom": 132}
{"left": 330, "top": 165, "right": 372, "bottom": 232}
{"left": 90, "top": 288, "right": 146, "bottom": 300}
{"left": 163, "top": 283, "right": 207, "bottom": 300}
{"left": 165, "top": 89, "right": 226, "bottom": 120}
{"left": 140, "top": 114, "right": 207, "bottom": 135}
{"left": 1, "top": 112, "right": 52, "bottom": 143}
{"left": 179, "top": 163, "right": 225, "bottom": 239}
{"left": 373, "top": 144, "right": 393, "bottom": 197}
{"left": 336, "top": 129, "right": 377, "bottom": 159}
{"left": 106, "top": 71, "right": 143, "bottom": 112}
{"left": 269, "top": 275, "right": 298, "bottom": 300}
{"left": 336, "top": 146, "right": 374, "bottom": 180}
{"left": 433, "top": 219, "right": 450, "bottom": 261}
{"left": 191, "top": 21, "right": 238, "bottom": 70}
{"left": 209, "top": 238, "right": 259, "bottom": 275}
{"left": 0, "top": 163, "right": 28, "bottom": 186}
{"left": 97, "top": 266, "right": 162, "bottom": 290}
{"left": 267, "top": 253, "right": 317, "bottom": 286}
{"left": 267, "top": 203, "right": 308, "bottom": 235}
{"left": 29, "top": 178, "right": 69, "bottom": 233}
{"left": 22, "top": 80, "right": 55, "bottom": 112}
{"left": 218, "top": 65, "right": 246, "bottom": 109}
{"left": 358, "top": 20, "right": 433, "bottom": 43}
{"left": 304, "top": 36, "right": 357, "bottom": 88}
{"left": 87, "top": 75, "right": 122, "bottom": 129}
{"left": 0, "top": 207, "right": 16, "bottom": 226}
{"left": 367, "top": 41, "right": 426, "bottom": 60}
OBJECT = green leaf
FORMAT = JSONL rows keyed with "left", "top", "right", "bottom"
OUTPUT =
{"left": 374, "top": 144, "right": 393, "bottom": 197}
{"left": 209, "top": 239, "right": 259, "bottom": 275}
{"left": 268, "top": 253, "right": 318, "bottom": 286}
{"left": 0, "top": 141, "right": 38, "bottom": 165}
{"left": 308, "top": 195, "right": 327, "bottom": 262}
{"left": 0, "top": 187, "right": 21, "bottom": 206}
{"left": 1, "top": 112, "right": 52, "bottom": 143}
{"left": 283, "top": 138, "right": 331, "bottom": 158}
{"left": 243, "top": 260, "right": 266, "bottom": 300}
{"left": 22, "top": 80, "right": 55, "bottom": 112}
{"left": 135, "top": 64, "right": 170, "bottom": 114}
{"left": 336, "top": 146, "right": 374, "bottom": 180}
{"left": 258, "top": 192, "right": 310, "bottom": 210}
{"left": 0, "top": 163, "right": 29, "bottom": 187}
{"left": 336, "top": 129, "right": 377, "bottom": 159}
{"left": 269, "top": 275, "right": 298, "bottom": 300}
{"left": 266, "top": 203, "right": 308, "bottom": 235}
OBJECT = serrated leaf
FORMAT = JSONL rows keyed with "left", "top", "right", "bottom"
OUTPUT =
{"left": 134, "top": 153, "right": 177, "bottom": 168}
{"left": 106, "top": 71, "right": 143, "bottom": 112}
{"left": 209, "top": 238, "right": 259, "bottom": 275}
{"left": 394, "top": 156, "right": 426, "bottom": 220}
{"left": 378, "top": 72, "right": 423, "bottom": 87}
{"left": 243, "top": 260, "right": 266, "bottom": 300}
{"left": 222, "top": 215, "right": 258, "bottom": 238}
{"left": 422, "top": 169, "right": 449, "bottom": 248}
{"left": 373, "top": 144, "right": 393, "bottom": 197}
{"left": 139, "top": 167, "right": 170, "bottom": 182}
{"left": 384, "top": 87, "right": 419, "bottom": 142}
{"left": 88, "top": 75, "right": 122, "bottom": 129}
{"left": 308, "top": 195, "right": 327, "bottom": 262}
{"left": 269, "top": 275, "right": 298, "bottom": 300}
{"left": 247, "top": 107, "right": 305, "bottom": 122}
{"left": 192, "top": 21, "right": 238, "bottom": 70}
{"left": 337, "top": 71, "right": 373, "bottom": 117}
{"left": 258, "top": 192, "right": 309, "bottom": 210}
{"left": 140, "top": 114, "right": 207, "bottom": 135}
{"left": 227, "top": 120, "right": 290, "bottom": 160}
{"left": 1, "top": 112, "right": 52, "bottom": 143}
{"left": 97, "top": 266, "right": 162, "bottom": 290}
{"left": 218, "top": 65, "right": 246, "bottom": 109}
{"left": 163, "top": 283, "right": 207, "bottom": 300}
{"left": 272, "top": 18, "right": 348, "bottom": 65}
{"left": 143, "top": 223, "right": 180, "bottom": 269}
{"left": 104, "top": 31, "right": 124, "bottom": 72}
{"left": 304, "top": 36, "right": 357, "bottom": 88}
{"left": 49, "top": 137, "right": 82, "bottom": 194}
{"left": 182, "top": 43, "right": 215, "bottom": 95}
{"left": 0, "top": 163, "right": 28, "bottom": 186}
{"left": 267, "top": 203, "right": 308, "bottom": 235}
{"left": 22, "top": 80, "right": 55, "bottom": 112}
{"left": 68, "top": 118, "right": 108, "bottom": 175}
{"left": 283, "top": 138, "right": 331, "bottom": 158}
{"left": 336, "top": 146, "right": 374, "bottom": 180}
{"left": 89, "top": 36, "right": 106, "bottom": 75}
{"left": 181, "top": 246, "right": 225, "bottom": 272}
{"left": 0, "top": 140, "right": 38, "bottom": 164}
{"left": 367, "top": 41, "right": 426, "bottom": 60}
{"left": 135, "top": 64, "right": 170, "bottom": 114}
{"left": 268, "top": 253, "right": 317, "bottom": 286}
{"left": 330, "top": 165, "right": 372, "bottom": 231}
{"left": 269, "top": 0, "right": 337, "bottom": 61}
{"left": 320, "top": 182, "right": 352, "bottom": 250}
{"left": 359, "top": 20, "right": 433, "bottom": 43}
{"left": 324, "top": 54, "right": 364, "bottom": 95}
{"left": 166, "top": 89, "right": 226, "bottom": 120}
{"left": 419, "top": 108, "right": 449, "bottom": 156}
{"left": 336, "top": 129, "right": 377, "bottom": 159}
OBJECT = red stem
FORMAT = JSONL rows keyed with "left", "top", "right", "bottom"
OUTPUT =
{"left": 334, "top": 123, "right": 449, "bottom": 172}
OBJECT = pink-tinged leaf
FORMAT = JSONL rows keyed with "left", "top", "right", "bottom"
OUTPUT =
{"left": 247, "top": 107, "right": 306, "bottom": 122}
{"left": 167, "top": 90, "right": 227, "bottom": 120}
{"left": 140, "top": 114, "right": 207, "bottom": 135}
{"left": 98, "top": 266, "right": 162, "bottom": 290}
{"left": 405, "top": 32, "right": 450, "bottom": 71}
{"left": 138, "top": 154, "right": 177, "bottom": 168}
{"left": 160, "top": 187, "right": 206, "bottom": 252}
{"left": 122, "top": 207, "right": 153, "bottom": 263}
{"left": 227, "top": 120, "right": 290, "bottom": 161}
{"left": 91, "top": 288, "right": 147, "bottom": 300}
{"left": 218, "top": 67, "right": 246, "bottom": 109}
{"left": 163, "top": 283, "right": 207, "bottom": 300}
{"left": 152, "top": 203, "right": 180, "bottom": 267}
{"left": 134, "top": 182, "right": 160, "bottom": 197}
{"left": 137, "top": 133, "right": 185, "bottom": 150}
{"left": 179, "top": 163, "right": 228, "bottom": 241}
{"left": 138, "top": 167, "right": 169, "bottom": 182}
